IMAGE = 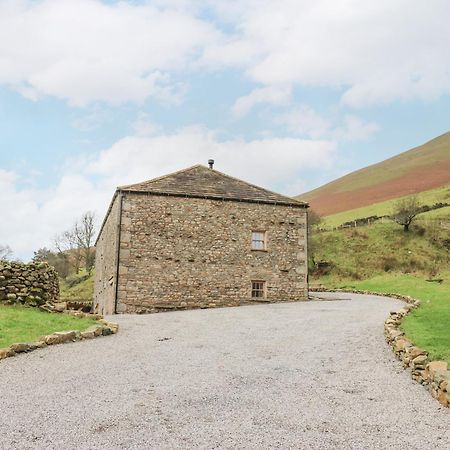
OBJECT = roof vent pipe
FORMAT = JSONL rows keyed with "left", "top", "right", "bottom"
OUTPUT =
{"left": 208, "top": 159, "right": 214, "bottom": 169}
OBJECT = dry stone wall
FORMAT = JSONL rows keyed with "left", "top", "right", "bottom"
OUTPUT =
{"left": 0, "top": 261, "right": 59, "bottom": 306}
{"left": 385, "top": 303, "right": 450, "bottom": 408}
{"left": 94, "top": 192, "right": 308, "bottom": 314}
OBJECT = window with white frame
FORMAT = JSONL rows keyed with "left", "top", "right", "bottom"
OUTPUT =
{"left": 251, "top": 280, "right": 266, "bottom": 298}
{"left": 251, "top": 231, "right": 267, "bottom": 250}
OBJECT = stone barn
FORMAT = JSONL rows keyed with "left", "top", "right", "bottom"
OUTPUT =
{"left": 93, "top": 163, "right": 309, "bottom": 314}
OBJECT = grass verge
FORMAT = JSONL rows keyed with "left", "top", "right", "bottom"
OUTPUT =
{"left": 0, "top": 304, "right": 97, "bottom": 348}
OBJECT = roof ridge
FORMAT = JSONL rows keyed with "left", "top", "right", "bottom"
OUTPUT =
{"left": 118, "top": 164, "right": 203, "bottom": 190}
{"left": 117, "top": 164, "right": 308, "bottom": 207}
{"left": 209, "top": 166, "right": 307, "bottom": 206}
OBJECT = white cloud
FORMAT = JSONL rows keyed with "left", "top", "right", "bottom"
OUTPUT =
{"left": 1, "top": 127, "right": 335, "bottom": 259}
{"left": 0, "top": 0, "right": 219, "bottom": 106}
{"left": 132, "top": 112, "right": 162, "bottom": 137}
{"left": 0, "top": 169, "right": 110, "bottom": 259}
{"left": 277, "top": 106, "right": 379, "bottom": 141}
{"left": 207, "top": 0, "right": 450, "bottom": 107}
{"left": 2, "top": 1, "right": 449, "bottom": 109}
{"left": 232, "top": 85, "right": 291, "bottom": 116}
{"left": 276, "top": 106, "right": 330, "bottom": 139}
{"left": 333, "top": 115, "right": 380, "bottom": 141}
{"left": 88, "top": 125, "right": 335, "bottom": 190}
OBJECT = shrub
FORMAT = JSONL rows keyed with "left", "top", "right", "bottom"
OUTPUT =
{"left": 413, "top": 225, "right": 426, "bottom": 236}
{"left": 442, "top": 239, "right": 450, "bottom": 251}
{"left": 381, "top": 256, "right": 398, "bottom": 272}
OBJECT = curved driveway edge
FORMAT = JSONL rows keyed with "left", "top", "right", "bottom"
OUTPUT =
{"left": 0, "top": 293, "right": 449, "bottom": 449}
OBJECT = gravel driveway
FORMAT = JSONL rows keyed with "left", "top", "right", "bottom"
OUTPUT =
{"left": 1, "top": 293, "right": 449, "bottom": 449}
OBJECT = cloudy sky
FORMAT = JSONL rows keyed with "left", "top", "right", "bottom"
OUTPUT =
{"left": 1, "top": 0, "right": 450, "bottom": 259}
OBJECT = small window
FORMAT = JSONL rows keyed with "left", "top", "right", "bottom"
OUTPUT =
{"left": 251, "top": 231, "right": 267, "bottom": 250}
{"left": 251, "top": 280, "right": 266, "bottom": 299}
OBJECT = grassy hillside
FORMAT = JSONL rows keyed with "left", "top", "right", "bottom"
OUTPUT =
{"left": 312, "top": 222, "right": 450, "bottom": 281}
{"left": 59, "top": 269, "right": 94, "bottom": 304}
{"left": 298, "top": 132, "right": 450, "bottom": 216}
{"left": 322, "top": 184, "right": 450, "bottom": 228}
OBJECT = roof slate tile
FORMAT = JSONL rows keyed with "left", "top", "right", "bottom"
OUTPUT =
{"left": 119, "top": 165, "right": 307, "bottom": 207}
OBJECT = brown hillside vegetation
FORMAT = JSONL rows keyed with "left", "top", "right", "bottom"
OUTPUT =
{"left": 297, "top": 132, "right": 450, "bottom": 216}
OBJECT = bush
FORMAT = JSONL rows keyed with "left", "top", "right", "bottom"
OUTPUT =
{"left": 413, "top": 225, "right": 426, "bottom": 236}
{"left": 402, "top": 256, "right": 425, "bottom": 274}
{"left": 381, "top": 255, "right": 398, "bottom": 272}
{"left": 442, "top": 239, "right": 450, "bottom": 250}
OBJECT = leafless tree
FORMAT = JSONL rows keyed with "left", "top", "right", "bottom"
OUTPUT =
{"left": 0, "top": 245, "right": 13, "bottom": 261}
{"left": 391, "top": 196, "right": 422, "bottom": 232}
{"left": 54, "top": 229, "right": 83, "bottom": 274}
{"left": 73, "top": 211, "right": 96, "bottom": 275}
{"left": 54, "top": 211, "right": 96, "bottom": 275}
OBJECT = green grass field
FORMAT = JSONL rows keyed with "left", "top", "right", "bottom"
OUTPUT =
{"left": 321, "top": 184, "right": 450, "bottom": 228}
{"left": 0, "top": 305, "right": 96, "bottom": 348}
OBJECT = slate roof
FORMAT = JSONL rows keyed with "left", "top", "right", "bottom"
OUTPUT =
{"left": 118, "top": 165, "right": 308, "bottom": 207}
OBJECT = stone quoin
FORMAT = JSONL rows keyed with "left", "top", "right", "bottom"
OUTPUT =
{"left": 93, "top": 163, "right": 309, "bottom": 314}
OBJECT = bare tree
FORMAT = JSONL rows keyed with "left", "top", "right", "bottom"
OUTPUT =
{"left": 73, "top": 211, "right": 96, "bottom": 275}
{"left": 0, "top": 245, "right": 13, "bottom": 261}
{"left": 391, "top": 196, "right": 422, "bottom": 232}
{"left": 54, "top": 229, "right": 83, "bottom": 274}
{"left": 54, "top": 211, "right": 96, "bottom": 276}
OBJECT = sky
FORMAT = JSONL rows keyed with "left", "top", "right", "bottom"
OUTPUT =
{"left": 1, "top": 0, "right": 450, "bottom": 260}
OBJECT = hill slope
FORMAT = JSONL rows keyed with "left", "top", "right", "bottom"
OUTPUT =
{"left": 298, "top": 132, "right": 450, "bottom": 216}
{"left": 312, "top": 222, "right": 450, "bottom": 282}
{"left": 322, "top": 184, "right": 450, "bottom": 228}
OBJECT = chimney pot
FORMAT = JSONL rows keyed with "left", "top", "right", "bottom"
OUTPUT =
{"left": 208, "top": 159, "right": 214, "bottom": 169}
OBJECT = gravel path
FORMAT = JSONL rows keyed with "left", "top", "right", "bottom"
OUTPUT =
{"left": 1, "top": 293, "right": 449, "bottom": 449}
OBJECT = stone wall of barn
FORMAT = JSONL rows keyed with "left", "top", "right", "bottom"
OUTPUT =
{"left": 0, "top": 261, "right": 59, "bottom": 306}
{"left": 93, "top": 193, "right": 121, "bottom": 315}
{"left": 114, "top": 193, "right": 308, "bottom": 313}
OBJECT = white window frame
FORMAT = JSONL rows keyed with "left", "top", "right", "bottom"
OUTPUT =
{"left": 251, "top": 280, "right": 266, "bottom": 299}
{"left": 251, "top": 230, "right": 267, "bottom": 251}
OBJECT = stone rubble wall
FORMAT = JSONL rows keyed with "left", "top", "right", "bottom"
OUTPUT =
{"left": 0, "top": 261, "right": 59, "bottom": 306}
{"left": 385, "top": 303, "right": 449, "bottom": 408}
{"left": 311, "top": 287, "right": 450, "bottom": 408}
{"left": 112, "top": 193, "right": 308, "bottom": 314}
{"left": 94, "top": 192, "right": 121, "bottom": 315}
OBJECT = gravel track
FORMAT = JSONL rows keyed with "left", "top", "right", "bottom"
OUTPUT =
{"left": 1, "top": 293, "right": 449, "bottom": 449}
